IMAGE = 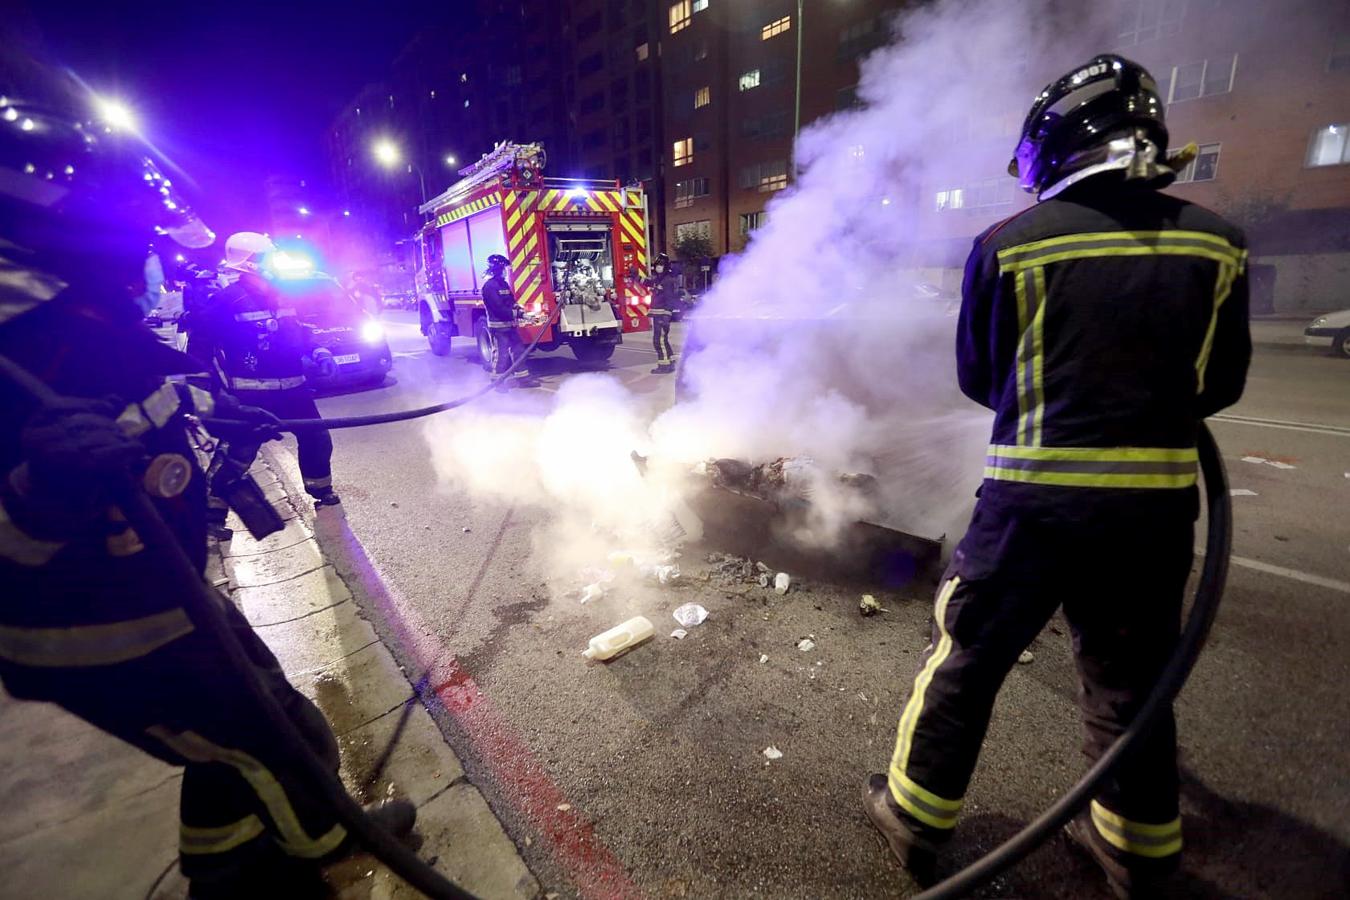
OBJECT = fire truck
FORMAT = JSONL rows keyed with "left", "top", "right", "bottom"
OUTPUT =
{"left": 412, "top": 142, "right": 652, "bottom": 367}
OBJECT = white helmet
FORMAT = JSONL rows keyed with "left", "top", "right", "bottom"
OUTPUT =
{"left": 223, "top": 231, "right": 276, "bottom": 274}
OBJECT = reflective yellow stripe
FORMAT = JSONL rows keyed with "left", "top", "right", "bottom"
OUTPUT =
{"left": 1196, "top": 252, "right": 1245, "bottom": 393}
{"left": 1029, "top": 267, "right": 1046, "bottom": 446}
{"left": 887, "top": 577, "right": 964, "bottom": 829}
{"left": 180, "top": 815, "right": 266, "bottom": 855}
{"left": 1014, "top": 267, "right": 1030, "bottom": 442}
{"left": 0, "top": 609, "right": 194, "bottom": 667}
{"left": 989, "top": 444, "right": 1198, "bottom": 462}
{"left": 984, "top": 467, "right": 1196, "bottom": 488}
{"left": 997, "top": 230, "right": 1244, "bottom": 272}
{"left": 1090, "top": 801, "right": 1183, "bottom": 858}
{"left": 148, "top": 728, "right": 347, "bottom": 859}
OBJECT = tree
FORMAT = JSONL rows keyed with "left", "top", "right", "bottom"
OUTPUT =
{"left": 673, "top": 231, "right": 715, "bottom": 262}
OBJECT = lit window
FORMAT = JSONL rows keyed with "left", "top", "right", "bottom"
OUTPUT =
{"left": 739, "top": 211, "right": 765, "bottom": 235}
{"left": 761, "top": 15, "right": 792, "bottom": 40}
{"left": 693, "top": 0, "right": 709, "bottom": 11}
{"left": 739, "top": 160, "right": 788, "bottom": 192}
{"left": 738, "top": 69, "right": 761, "bottom": 91}
{"left": 1168, "top": 55, "right": 1236, "bottom": 103}
{"left": 636, "top": 43, "right": 650, "bottom": 61}
{"left": 673, "top": 137, "right": 693, "bottom": 167}
{"left": 1307, "top": 125, "right": 1350, "bottom": 167}
{"left": 694, "top": 86, "right": 711, "bottom": 109}
{"left": 669, "top": 0, "right": 691, "bottom": 34}
{"left": 935, "top": 188, "right": 964, "bottom": 212}
{"left": 1174, "top": 142, "right": 1222, "bottom": 181}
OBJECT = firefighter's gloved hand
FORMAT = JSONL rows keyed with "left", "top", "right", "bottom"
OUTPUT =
{"left": 6, "top": 399, "right": 145, "bottom": 538}
{"left": 213, "top": 392, "right": 285, "bottom": 443}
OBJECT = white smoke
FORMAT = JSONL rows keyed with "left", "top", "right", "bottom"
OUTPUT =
{"left": 425, "top": 0, "right": 1197, "bottom": 575}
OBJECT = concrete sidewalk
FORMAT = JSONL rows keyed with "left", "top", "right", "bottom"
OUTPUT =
{"left": 0, "top": 455, "right": 539, "bottom": 899}
{"left": 1251, "top": 317, "right": 1318, "bottom": 348}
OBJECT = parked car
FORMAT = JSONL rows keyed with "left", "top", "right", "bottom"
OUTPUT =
{"left": 1304, "top": 309, "right": 1350, "bottom": 358}
{"left": 284, "top": 276, "right": 394, "bottom": 390}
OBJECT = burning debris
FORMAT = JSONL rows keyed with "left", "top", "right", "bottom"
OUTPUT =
{"left": 702, "top": 457, "right": 880, "bottom": 514}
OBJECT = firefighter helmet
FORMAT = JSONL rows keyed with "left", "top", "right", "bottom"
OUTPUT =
{"left": 486, "top": 254, "right": 509, "bottom": 274}
{"left": 1009, "top": 55, "right": 1170, "bottom": 198}
{"left": 654, "top": 252, "right": 670, "bottom": 270}
{"left": 0, "top": 51, "right": 215, "bottom": 326}
{"left": 222, "top": 232, "right": 276, "bottom": 274}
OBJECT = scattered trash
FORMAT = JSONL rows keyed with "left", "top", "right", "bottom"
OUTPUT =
{"left": 654, "top": 564, "right": 681, "bottom": 585}
{"left": 462, "top": 526, "right": 471, "bottom": 533}
{"left": 608, "top": 551, "right": 634, "bottom": 568}
{"left": 579, "top": 583, "right": 606, "bottom": 605}
{"left": 390, "top": 502, "right": 399, "bottom": 508}
{"left": 797, "top": 638, "right": 816, "bottom": 652}
{"left": 758, "top": 574, "right": 771, "bottom": 588}
{"left": 524, "top": 836, "right": 533, "bottom": 847}
{"left": 859, "top": 594, "right": 886, "bottom": 616}
{"left": 671, "top": 628, "right": 689, "bottom": 640}
{"left": 774, "top": 573, "right": 791, "bottom": 595}
{"left": 759, "top": 654, "right": 769, "bottom": 664}
{"left": 1230, "top": 488, "right": 1259, "bottom": 497}
{"left": 756, "top": 561, "right": 772, "bottom": 574}
{"left": 762, "top": 746, "right": 783, "bottom": 760}
{"left": 582, "top": 616, "right": 654, "bottom": 661}
{"left": 673, "top": 602, "right": 709, "bottom": 627}
{"left": 1017, "top": 650, "right": 1035, "bottom": 665}
{"left": 556, "top": 804, "right": 572, "bottom": 812}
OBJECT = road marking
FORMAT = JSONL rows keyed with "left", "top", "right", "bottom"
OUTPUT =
{"left": 1212, "top": 414, "right": 1350, "bottom": 438}
{"left": 1223, "top": 554, "right": 1350, "bottom": 595}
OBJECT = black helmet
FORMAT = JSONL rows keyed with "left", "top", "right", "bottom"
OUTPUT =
{"left": 0, "top": 53, "right": 214, "bottom": 326}
{"left": 654, "top": 252, "right": 669, "bottom": 269}
{"left": 486, "top": 253, "right": 509, "bottom": 273}
{"left": 1009, "top": 55, "right": 1168, "bottom": 197}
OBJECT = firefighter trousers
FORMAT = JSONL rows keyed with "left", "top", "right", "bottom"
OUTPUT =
{"left": 0, "top": 587, "right": 344, "bottom": 886}
{"left": 885, "top": 497, "right": 1192, "bottom": 871}
{"left": 232, "top": 387, "right": 334, "bottom": 497}
{"left": 651, "top": 311, "right": 674, "bottom": 366}
{"left": 487, "top": 323, "right": 532, "bottom": 380}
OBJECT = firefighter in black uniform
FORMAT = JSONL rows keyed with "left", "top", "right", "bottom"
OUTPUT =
{"left": 0, "top": 61, "right": 413, "bottom": 898}
{"left": 481, "top": 253, "right": 538, "bottom": 388}
{"left": 645, "top": 252, "right": 678, "bottom": 374}
{"left": 864, "top": 56, "right": 1250, "bottom": 898}
{"left": 188, "top": 232, "right": 340, "bottom": 505}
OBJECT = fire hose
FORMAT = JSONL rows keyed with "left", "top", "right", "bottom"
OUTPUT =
{"left": 1, "top": 308, "right": 1231, "bottom": 898}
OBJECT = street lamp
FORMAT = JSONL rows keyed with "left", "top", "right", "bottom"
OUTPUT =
{"left": 95, "top": 96, "right": 136, "bottom": 132}
{"left": 444, "top": 154, "right": 457, "bottom": 167}
{"left": 372, "top": 138, "right": 426, "bottom": 205}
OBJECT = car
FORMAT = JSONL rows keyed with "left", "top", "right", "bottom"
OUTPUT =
{"left": 1304, "top": 309, "right": 1350, "bottom": 358}
{"left": 282, "top": 276, "right": 394, "bottom": 390}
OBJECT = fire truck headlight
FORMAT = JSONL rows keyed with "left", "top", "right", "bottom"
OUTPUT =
{"left": 360, "top": 320, "right": 385, "bottom": 343}
{"left": 269, "top": 250, "right": 314, "bottom": 277}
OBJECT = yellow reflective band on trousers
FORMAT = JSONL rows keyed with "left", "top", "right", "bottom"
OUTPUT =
{"left": 1090, "top": 800, "right": 1183, "bottom": 858}
{"left": 0, "top": 609, "right": 194, "bottom": 667}
{"left": 887, "top": 576, "right": 964, "bottom": 830}
{"left": 180, "top": 815, "right": 266, "bottom": 855}
{"left": 148, "top": 728, "right": 347, "bottom": 859}
{"left": 985, "top": 444, "right": 1198, "bottom": 489}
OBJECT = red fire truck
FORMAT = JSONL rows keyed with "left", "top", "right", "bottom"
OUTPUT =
{"left": 412, "top": 142, "right": 652, "bottom": 367}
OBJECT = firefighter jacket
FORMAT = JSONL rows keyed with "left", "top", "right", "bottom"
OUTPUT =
{"left": 189, "top": 276, "right": 313, "bottom": 391}
{"left": 645, "top": 269, "right": 680, "bottom": 315}
{"left": 957, "top": 177, "right": 1250, "bottom": 519}
{"left": 481, "top": 274, "right": 518, "bottom": 328}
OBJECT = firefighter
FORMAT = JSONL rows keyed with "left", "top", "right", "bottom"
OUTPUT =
{"left": 863, "top": 55, "right": 1250, "bottom": 898}
{"left": 645, "top": 252, "right": 678, "bottom": 374}
{"left": 187, "top": 232, "right": 341, "bottom": 505}
{"left": 0, "top": 60, "right": 414, "bottom": 898}
{"left": 481, "top": 253, "right": 538, "bottom": 388}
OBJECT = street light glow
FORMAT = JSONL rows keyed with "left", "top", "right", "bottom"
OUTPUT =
{"left": 298, "top": 206, "right": 311, "bottom": 216}
{"left": 373, "top": 139, "right": 401, "bottom": 168}
{"left": 95, "top": 97, "right": 136, "bottom": 132}
{"left": 444, "top": 154, "right": 457, "bottom": 166}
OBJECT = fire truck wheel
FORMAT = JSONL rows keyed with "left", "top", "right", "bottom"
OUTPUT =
{"left": 474, "top": 318, "right": 500, "bottom": 372}
{"left": 428, "top": 323, "right": 451, "bottom": 357}
{"left": 571, "top": 341, "right": 615, "bottom": 364}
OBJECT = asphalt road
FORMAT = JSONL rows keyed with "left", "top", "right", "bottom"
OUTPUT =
{"left": 301, "top": 312, "right": 1350, "bottom": 899}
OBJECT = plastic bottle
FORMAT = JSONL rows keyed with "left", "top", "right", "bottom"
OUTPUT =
{"left": 582, "top": 616, "right": 655, "bottom": 661}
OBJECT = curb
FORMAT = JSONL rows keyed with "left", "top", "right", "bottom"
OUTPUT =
{"left": 257, "top": 444, "right": 541, "bottom": 899}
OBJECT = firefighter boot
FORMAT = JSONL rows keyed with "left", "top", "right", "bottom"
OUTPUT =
{"left": 318, "top": 798, "right": 420, "bottom": 867}
{"left": 862, "top": 774, "right": 938, "bottom": 884}
{"left": 1065, "top": 814, "right": 1179, "bottom": 899}
{"left": 650, "top": 363, "right": 674, "bottom": 375}
{"left": 309, "top": 487, "right": 341, "bottom": 507}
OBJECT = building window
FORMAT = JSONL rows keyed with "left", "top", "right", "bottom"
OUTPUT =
{"left": 693, "top": 0, "right": 709, "bottom": 11}
{"left": 837, "top": 17, "right": 884, "bottom": 61}
{"left": 935, "top": 188, "right": 964, "bottom": 211}
{"left": 675, "top": 220, "right": 712, "bottom": 242}
{"left": 694, "top": 86, "right": 711, "bottom": 109}
{"left": 738, "top": 159, "right": 789, "bottom": 192}
{"left": 583, "top": 130, "right": 606, "bottom": 150}
{"left": 636, "top": 42, "right": 650, "bottom": 61}
{"left": 966, "top": 177, "right": 1016, "bottom": 210}
{"left": 836, "top": 85, "right": 861, "bottom": 110}
{"left": 738, "top": 69, "right": 762, "bottom": 91}
{"left": 741, "top": 111, "right": 790, "bottom": 140}
{"left": 761, "top": 15, "right": 792, "bottom": 40}
{"left": 694, "top": 41, "right": 709, "bottom": 62}
{"left": 1328, "top": 34, "right": 1350, "bottom": 72}
{"left": 1174, "top": 142, "right": 1221, "bottom": 181}
{"left": 670, "top": 0, "right": 691, "bottom": 34}
{"left": 579, "top": 52, "right": 604, "bottom": 77}
{"left": 1168, "top": 55, "right": 1235, "bottom": 103}
{"left": 1307, "top": 124, "right": 1350, "bottom": 167}
{"left": 505, "top": 66, "right": 522, "bottom": 86}
{"left": 674, "top": 177, "right": 710, "bottom": 208}
{"left": 578, "top": 12, "right": 602, "bottom": 37}
{"left": 673, "top": 137, "right": 693, "bottom": 167}
{"left": 739, "top": 211, "right": 766, "bottom": 235}
{"left": 1117, "top": 0, "right": 1186, "bottom": 46}
{"left": 581, "top": 92, "right": 605, "bottom": 114}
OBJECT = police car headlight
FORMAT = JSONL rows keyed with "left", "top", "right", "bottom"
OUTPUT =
{"left": 360, "top": 320, "right": 385, "bottom": 343}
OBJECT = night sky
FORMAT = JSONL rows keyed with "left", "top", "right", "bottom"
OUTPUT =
{"left": 20, "top": 0, "right": 467, "bottom": 234}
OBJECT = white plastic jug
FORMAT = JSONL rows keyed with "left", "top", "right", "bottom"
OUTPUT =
{"left": 582, "top": 616, "right": 655, "bottom": 661}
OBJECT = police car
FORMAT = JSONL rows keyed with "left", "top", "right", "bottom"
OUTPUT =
{"left": 284, "top": 276, "right": 394, "bottom": 390}
{"left": 1304, "top": 309, "right": 1350, "bottom": 359}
